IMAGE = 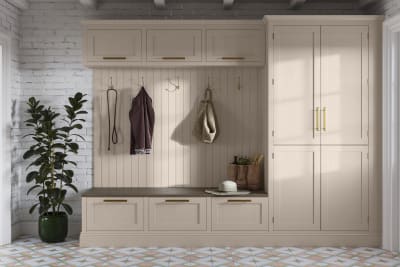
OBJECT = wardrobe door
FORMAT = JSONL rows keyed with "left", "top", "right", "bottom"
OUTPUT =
{"left": 272, "top": 147, "right": 320, "bottom": 231}
{"left": 321, "top": 26, "right": 369, "bottom": 145}
{"left": 321, "top": 147, "right": 369, "bottom": 231}
{"left": 273, "top": 26, "right": 320, "bottom": 145}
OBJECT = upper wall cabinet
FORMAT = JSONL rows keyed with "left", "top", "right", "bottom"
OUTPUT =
{"left": 146, "top": 30, "right": 202, "bottom": 62}
{"left": 86, "top": 29, "right": 142, "bottom": 63}
{"left": 82, "top": 21, "right": 265, "bottom": 67}
{"left": 206, "top": 29, "right": 265, "bottom": 64}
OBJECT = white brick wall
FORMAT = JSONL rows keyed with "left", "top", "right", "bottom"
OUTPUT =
{"left": 13, "top": 0, "right": 376, "bottom": 237}
{"left": 0, "top": 0, "right": 21, "bottom": 228}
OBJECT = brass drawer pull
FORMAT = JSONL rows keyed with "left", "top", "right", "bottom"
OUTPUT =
{"left": 162, "top": 57, "right": 186, "bottom": 60}
{"left": 323, "top": 107, "right": 327, "bottom": 131}
{"left": 222, "top": 57, "right": 245, "bottom": 60}
{"left": 315, "top": 107, "right": 320, "bottom": 131}
{"left": 227, "top": 199, "right": 252, "bottom": 203}
{"left": 103, "top": 199, "right": 127, "bottom": 203}
{"left": 102, "top": 57, "right": 127, "bottom": 60}
{"left": 165, "top": 199, "right": 190, "bottom": 203}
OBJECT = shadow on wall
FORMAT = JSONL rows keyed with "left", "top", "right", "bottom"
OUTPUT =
{"left": 171, "top": 98, "right": 242, "bottom": 147}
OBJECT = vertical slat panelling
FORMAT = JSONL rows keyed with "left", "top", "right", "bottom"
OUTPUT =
{"left": 93, "top": 67, "right": 262, "bottom": 188}
{"left": 122, "top": 69, "right": 132, "bottom": 187}
{"left": 93, "top": 70, "right": 102, "bottom": 187}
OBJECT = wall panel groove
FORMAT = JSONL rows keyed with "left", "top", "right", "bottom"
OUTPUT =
{"left": 94, "top": 67, "right": 263, "bottom": 188}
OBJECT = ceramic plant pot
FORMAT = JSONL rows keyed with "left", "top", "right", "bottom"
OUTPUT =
{"left": 38, "top": 212, "right": 68, "bottom": 243}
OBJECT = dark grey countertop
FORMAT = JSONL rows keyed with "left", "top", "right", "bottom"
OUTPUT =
{"left": 82, "top": 187, "right": 268, "bottom": 197}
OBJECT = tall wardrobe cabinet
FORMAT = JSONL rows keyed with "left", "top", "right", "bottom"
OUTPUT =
{"left": 266, "top": 16, "right": 381, "bottom": 236}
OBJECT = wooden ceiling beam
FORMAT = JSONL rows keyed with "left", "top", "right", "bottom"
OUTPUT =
{"left": 289, "top": 0, "right": 306, "bottom": 9}
{"left": 79, "top": 0, "right": 97, "bottom": 9}
{"left": 154, "top": 0, "right": 166, "bottom": 9}
{"left": 223, "top": 0, "right": 234, "bottom": 10}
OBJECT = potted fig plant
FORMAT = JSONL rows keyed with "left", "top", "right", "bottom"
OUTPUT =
{"left": 23, "top": 93, "right": 87, "bottom": 243}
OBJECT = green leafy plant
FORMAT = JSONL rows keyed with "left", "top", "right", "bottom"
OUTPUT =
{"left": 23, "top": 93, "right": 87, "bottom": 216}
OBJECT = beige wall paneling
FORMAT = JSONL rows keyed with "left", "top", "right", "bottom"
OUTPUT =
{"left": 321, "top": 146, "right": 369, "bottom": 231}
{"left": 272, "top": 146, "right": 321, "bottom": 231}
{"left": 272, "top": 26, "right": 321, "bottom": 146}
{"left": 93, "top": 68, "right": 262, "bottom": 188}
{"left": 321, "top": 26, "right": 369, "bottom": 145}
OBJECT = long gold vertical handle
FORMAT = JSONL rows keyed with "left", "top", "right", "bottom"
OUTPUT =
{"left": 323, "top": 107, "right": 326, "bottom": 131}
{"left": 315, "top": 107, "right": 320, "bottom": 131}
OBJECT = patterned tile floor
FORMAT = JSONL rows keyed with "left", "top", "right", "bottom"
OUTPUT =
{"left": 0, "top": 237, "right": 399, "bottom": 267}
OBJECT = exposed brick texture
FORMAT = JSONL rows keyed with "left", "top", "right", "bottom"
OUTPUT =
{"left": 1, "top": 0, "right": 21, "bottom": 227}
{"left": 8, "top": 0, "right": 380, "bottom": 236}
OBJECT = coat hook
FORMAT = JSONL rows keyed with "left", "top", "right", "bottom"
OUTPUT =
{"left": 109, "top": 77, "right": 114, "bottom": 89}
{"left": 142, "top": 76, "right": 144, "bottom": 87}
{"left": 165, "top": 76, "right": 180, "bottom": 92}
{"left": 237, "top": 76, "right": 241, "bottom": 91}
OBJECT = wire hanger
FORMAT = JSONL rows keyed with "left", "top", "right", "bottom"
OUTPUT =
{"left": 137, "top": 76, "right": 145, "bottom": 88}
{"left": 204, "top": 76, "right": 212, "bottom": 101}
{"left": 106, "top": 77, "right": 118, "bottom": 151}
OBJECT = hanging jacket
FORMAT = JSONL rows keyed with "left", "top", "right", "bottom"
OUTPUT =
{"left": 193, "top": 88, "right": 218, "bottom": 144}
{"left": 129, "top": 87, "right": 155, "bottom": 154}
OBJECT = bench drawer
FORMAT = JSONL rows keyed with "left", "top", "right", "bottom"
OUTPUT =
{"left": 86, "top": 198, "right": 144, "bottom": 231}
{"left": 148, "top": 198, "right": 206, "bottom": 231}
{"left": 212, "top": 198, "right": 268, "bottom": 231}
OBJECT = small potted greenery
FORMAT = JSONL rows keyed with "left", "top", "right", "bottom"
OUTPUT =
{"left": 23, "top": 93, "right": 87, "bottom": 243}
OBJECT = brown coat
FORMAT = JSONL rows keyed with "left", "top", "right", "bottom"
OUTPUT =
{"left": 129, "top": 87, "right": 155, "bottom": 154}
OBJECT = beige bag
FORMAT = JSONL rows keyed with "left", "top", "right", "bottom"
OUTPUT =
{"left": 193, "top": 88, "right": 218, "bottom": 144}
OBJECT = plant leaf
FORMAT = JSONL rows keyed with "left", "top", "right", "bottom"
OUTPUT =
{"left": 62, "top": 203, "right": 73, "bottom": 215}
{"left": 65, "top": 183, "right": 78, "bottom": 193}
{"left": 27, "top": 184, "right": 41, "bottom": 195}
{"left": 26, "top": 171, "right": 38, "bottom": 183}
{"left": 29, "top": 203, "right": 39, "bottom": 214}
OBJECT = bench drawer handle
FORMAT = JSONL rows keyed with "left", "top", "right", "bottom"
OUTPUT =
{"left": 103, "top": 57, "right": 127, "bottom": 60}
{"left": 103, "top": 199, "right": 127, "bottom": 203}
{"left": 165, "top": 199, "right": 190, "bottom": 203}
{"left": 227, "top": 199, "right": 252, "bottom": 203}
{"left": 222, "top": 57, "right": 245, "bottom": 60}
{"left": 162, "top": 57, "right": 186, "bottom": 60}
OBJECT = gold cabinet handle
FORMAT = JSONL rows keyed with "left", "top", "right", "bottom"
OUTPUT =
{"left": 165, "top": 199, "right": 190, "bottom": 203}
{"left": 227, "top": 199, "right": 252, "bottom": 203}
{"left": 315, "top": 107, "right": 320, "bottom": 131}
{"left": 323, "top": 107, "right": 327, "bottom": 131}
{"left": 222, "top": 57, "right": 245, "bottom": 60}
{"left": 103, "top": 199, "right": 127, "bottom": 203}
{"left": 102, "top": 57, "right": 127, "bottom": 60}
{"left": 162, "top": 57, "right": 186, "bottom": 60}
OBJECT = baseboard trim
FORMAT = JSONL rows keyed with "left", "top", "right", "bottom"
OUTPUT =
{"left": 80, "top": 232, "right": 381, "bottom": 247}
{"left": 12, "top": 221, "right": 81, "bottom": 240}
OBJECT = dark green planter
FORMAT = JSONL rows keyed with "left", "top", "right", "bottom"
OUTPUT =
{"left": 38, "top": 212, "right": 68, "bottom": 243}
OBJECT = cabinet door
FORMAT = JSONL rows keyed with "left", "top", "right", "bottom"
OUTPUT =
{"left": 206, "top": 29, "right": 264, "bottom": 63}
{"left": 321, "top": 147, "right": 369, "bottom": 230}
{"left": 211, "top": 198, "right": 268, "bottom": 231}
{"left": 273, "top": 26, "right": 321, "bottom": 145}
{"left": 272, "top": 147, "right": 320, "bottom": 230}
{"left": 148, "top": 198, "right": 206, "bottom": 231}
{"left": 321, "top": 26, "right": 369, "bottom": 145}
{"left": 86, "top": 198, "right": 144, "bottom": 231}
{"left": 146, "top": 30, "right": 202, "bottom": 62}
{"left": 86, "top": 29, "right": 142, "bottom": 62}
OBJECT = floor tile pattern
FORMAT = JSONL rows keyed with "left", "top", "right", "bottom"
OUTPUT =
{"left": 0, "top": 237, "right": 399, "bottom": 266}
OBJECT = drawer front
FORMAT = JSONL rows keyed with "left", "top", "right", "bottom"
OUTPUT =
{"left": 206, "top": 29, "right": 265, "bottom": 63}
{"left": 212, "top": 198, "right": 268, "bottom": 231}
{"left": 146, "top": 30, "right": 202, "bottom": 62}
{"left": 86, "top": 198, "right": 144, "bottom": 231}
{"left": 148, "top": 198, "right": 206, "bottom": 231}
{"left": 87, "top": 29, "right": 142, "bottom": 62}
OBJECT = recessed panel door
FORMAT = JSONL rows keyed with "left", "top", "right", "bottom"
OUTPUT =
{"left": 321, "top": 147, "right": 369, "bottom": 230}
{"left": 273, "top": 146, "right": 321, "bottom": 230}
{"left": 273, "top": 26, "right": 321, "bottom": 145}
{"left": 321, "top": 26, "right": 369, "bottom": 145}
